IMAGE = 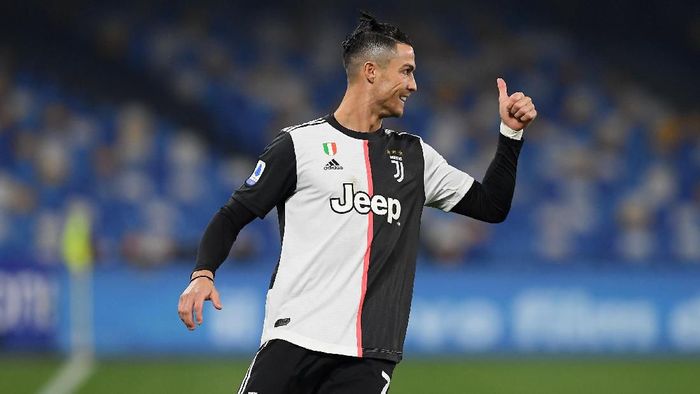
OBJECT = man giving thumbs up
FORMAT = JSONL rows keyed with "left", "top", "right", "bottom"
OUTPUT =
{"left": 180, "top": 11, "right": 536, "bottom": 392}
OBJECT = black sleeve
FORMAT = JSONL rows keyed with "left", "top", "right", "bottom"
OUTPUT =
{"left": 450, "top": 133, "right": 523, "bottom": 223}
{"left": 232, "top": 131, "right": 297, "bottom": 218}
{"left": 194, "top": 198, "right": 256, "bottom": 274}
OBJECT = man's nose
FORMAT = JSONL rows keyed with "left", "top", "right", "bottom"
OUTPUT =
{"left": 408, "top": 75, "right": 417, "bottom": 92}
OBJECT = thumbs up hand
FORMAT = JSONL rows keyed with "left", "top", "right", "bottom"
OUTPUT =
{"left": 497, "top": 78, "right": 537, "bottom": 131}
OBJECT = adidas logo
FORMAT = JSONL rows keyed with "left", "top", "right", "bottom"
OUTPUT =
{"left": 324, "top": 159, "right": 343, "bottom": 170}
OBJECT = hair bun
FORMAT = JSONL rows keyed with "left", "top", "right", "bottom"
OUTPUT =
{"left": 359, "top": 10, "right": 381, "bottom": 29}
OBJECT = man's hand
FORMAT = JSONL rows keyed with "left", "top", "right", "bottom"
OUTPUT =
{"left": 497, "top": 78, "right": 537, "bottom": 131}
{"left": 177, "top": 270, "right": 223, "bottom": 331}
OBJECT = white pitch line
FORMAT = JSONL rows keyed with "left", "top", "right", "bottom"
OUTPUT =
{"left": 37, "top": 352, "right": 95, "bottom": 394}
{"left": 39, "top": 268, "right": 96, "bottom": 394}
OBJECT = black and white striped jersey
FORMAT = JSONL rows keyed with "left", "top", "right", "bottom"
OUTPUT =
{"left": 233, "top": 114, "right": 516, "bottom": 362}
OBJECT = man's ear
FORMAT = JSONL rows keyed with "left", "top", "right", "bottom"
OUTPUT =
{"left": 363, "top": 61, "right": 377, "bottom": 83}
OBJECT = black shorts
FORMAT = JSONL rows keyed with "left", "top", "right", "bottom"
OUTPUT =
{"left": 237, "top": 339, "right": 396, "bottom": 394}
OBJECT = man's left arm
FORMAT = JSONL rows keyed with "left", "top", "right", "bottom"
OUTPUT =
{"left": 450, "top": 78, "right": 536, "bottom": 222}
{"left": 450, "top": 125, "right": 522, "bottom": 222}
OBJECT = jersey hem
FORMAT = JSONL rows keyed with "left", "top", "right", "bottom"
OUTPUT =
{"left": 262, "top": 329, "right": 359, "bottom": 358}
{"left": 362, "top": 347, "right": 403, "bottom": 363}
{"left": 261, "top": 329, "right": 403, "bottom": 363}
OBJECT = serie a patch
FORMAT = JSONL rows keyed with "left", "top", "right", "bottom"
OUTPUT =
{"left": 246, "top": 160, "right": 266, "bottom": 186}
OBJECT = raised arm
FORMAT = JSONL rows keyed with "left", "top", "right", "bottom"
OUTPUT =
{"left": 449, "top": 130, "right": 523, "bottom": 222}
{"left": 423, "top": 78, "right": 536, "bottom": 223}
{"left": 451, "top": 78, "right": 535, "bottom": 222}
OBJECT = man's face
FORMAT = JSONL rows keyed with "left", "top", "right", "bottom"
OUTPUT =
{"left": 374, "top": 43, "right": 417, "bottom": 118}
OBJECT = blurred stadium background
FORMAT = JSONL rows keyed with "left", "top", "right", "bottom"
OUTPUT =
{"left": 1, "top": 0, "right": 699, "bottom": 393}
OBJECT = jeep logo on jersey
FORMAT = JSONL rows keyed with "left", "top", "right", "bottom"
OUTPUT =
{"left": 330, "top": 183, "right": 401, "bottom": 224}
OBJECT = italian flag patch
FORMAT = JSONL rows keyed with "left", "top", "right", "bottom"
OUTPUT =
{"left": 322, "top": 142, "right": 338, "bottom": 156}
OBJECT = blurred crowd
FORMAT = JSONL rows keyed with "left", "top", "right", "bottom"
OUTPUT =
{"left": 0, "top": 3, "right": 698, "bottom": 269}
{"left": 0, "top": 63, "right": 274, "bottom": 267}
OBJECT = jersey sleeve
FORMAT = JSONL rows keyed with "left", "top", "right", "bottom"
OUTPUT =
{"left": 232, "top": 131, "right": 296, "bottom": 218}
{"left": 421, "top": 139, "right": 475, "bottom": 211}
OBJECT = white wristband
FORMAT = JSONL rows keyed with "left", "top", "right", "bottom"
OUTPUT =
{"left": 500, "top": 122, "right": 523, "bottom": 140}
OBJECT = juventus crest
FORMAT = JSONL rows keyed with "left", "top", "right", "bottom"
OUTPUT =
{"left": 388, "top": 150, "right": 404, "bottom": 183}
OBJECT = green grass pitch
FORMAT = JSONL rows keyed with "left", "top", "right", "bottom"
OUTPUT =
{"left": 2, "top": 357, "right": 698, "bottom": 393}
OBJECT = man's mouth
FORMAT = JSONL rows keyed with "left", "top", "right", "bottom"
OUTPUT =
{"left": 399, "top": 96, "right": 408, "bottom": 103}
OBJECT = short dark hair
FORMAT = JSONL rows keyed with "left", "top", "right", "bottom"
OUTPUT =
{"left": 341, "top": 11, "right": 411, "bottom": 73}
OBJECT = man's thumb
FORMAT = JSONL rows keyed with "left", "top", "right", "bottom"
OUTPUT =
{"left": 211, "top": 289, "right": 223, "bottom": 310}
{"left": 497, "top": 78, "right": 508, "bottom": 100}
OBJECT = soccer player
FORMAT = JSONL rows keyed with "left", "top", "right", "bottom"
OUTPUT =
{"left": 178, "top": 12, "right": 536, "bottom": 393}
